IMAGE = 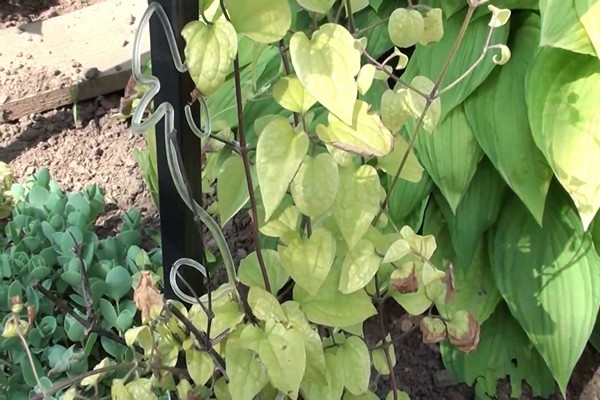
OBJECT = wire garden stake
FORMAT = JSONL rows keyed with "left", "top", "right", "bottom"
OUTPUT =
{"left": 130, "top": 2, "right": 240, "bottom": 307}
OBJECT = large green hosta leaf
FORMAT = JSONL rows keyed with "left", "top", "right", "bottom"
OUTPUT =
{"left": 464, "top": 13, "right": 552, "bottom": 225}
{"left": 526, "top": 47, "right": 600, "bottom": 230}
{"left": 387, "top": 172, "right": 434, "bottom": 227}
{"left": 402, "top": 8, "right": 510, "bottom": 119}
{"left": 435, "top": 158, "right": 507, "bottom": 267}
{"left": 490, "top": 185, "right": 600, "bottom": 394}
{"left": 441, "top": 303, "right": 556, "bottom": 399}
{"left": 539, "top": 0, "right": 597, "bottom": 57}
{"left": 409, "top": 104, "right": 483, "bottom": 212}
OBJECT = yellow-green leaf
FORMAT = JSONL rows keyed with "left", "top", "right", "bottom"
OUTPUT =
{"left": 294, "top": 261, "right": 377, "bottom": 327}
{"left": 226, "top": 335, "right": 269, "bottom": 400}
{"left": 124, "top": 326, "right": 153, "bottom": 353}
{"left": 291, "top": 153, "right": 339, "bottom": 218}
{"left": 378, "top": 135, "right": 424, "bottom": 183}
{"left": 338, "top": 336, "right": 370, "bottom": 395}
{"left": 224, "top": 0, "right": 291, "bottom": 43}
{"left": 186, "top": 348, "right": 214, "bottom": 386}
{"left": 111, "top": 379, "right": 132, "bottom": 400}
{"left": 217, "top": 154, "right": 257, "bottom": 226}
{"left": 248, "top": 286, "right": 288, "bottom": 323}
{"left": 256, "top": 116, "right": 309, "bottom": 220}
{"left": 273, "top": 75, "right": 317, "bottom": 113}
{"left": 316, "top": 100, "right": 394, "bottom": 157}
{"left": 380, "top": 89, "right": 411, "bottom": 132}
{"left": 575, "top": 0, "right": 600, "bottom": 57}
{"left": 290, "top": 23, "right": 361, "bottom": 125}
{"left": 388, "top": 8, "right": 424, "bottom": 48}
{"left": 539, "top": 0, "right": 597, "bottom": 57}
{"left": 81, "top": 358, "right": 111, "bottom": 386}
{"left": 257, "top": 196, "right": 301, "bottom": 238}
{"left": 419, "top": 8, "right": 444, "bottom": 45}
{"left": 278, "top": 227, "right": 337, "bottom": 295}
{"left": 491, "top": 186, "right": 600, "bottom": 395}
{"left": 332, "top": 164, "right": 382, "bottom": 247}
{"left": 183, "top": 19, "right": 238, "bottom": 96}
{"left": 188, "top": 294, "right": 244, "bottom": 340}
{"left": 405, "top": 76, "right": 441, "bottom": 133}
{"left": 238, "top": 250, "right": 289, "bottom": 294}
{"left": 526, "top": 47, "right": 600, "bottom": 229}
{"left": 300, "top": 349, "right": 345, "bottom": 399}
{"left": 282, "top": 301, "right": 327, "bottom": 385}
{"left": 356, "top": 64, "right": 376, "bottom": 95}
{"left": 339, "top": 239, "right": 381, "bottom": 294}
{"left": 126, "top": 378, "right": 157, "bottom": 399}
{"left": 371, "top": 335, "right": 395, "bottom": 375}
{"left": 296, "top": 0, "right": 336, "bottom": 13}
{"left": 258, "top": 321, "right": 306, "bottom": 399}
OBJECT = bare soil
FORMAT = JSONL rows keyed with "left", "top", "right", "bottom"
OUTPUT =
{"left": 1, "top": 1, "right": 599, "bottom": 400}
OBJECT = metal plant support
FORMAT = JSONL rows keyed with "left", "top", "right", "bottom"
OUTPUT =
{"left": 130, "top": 2, "right": 240, "bottom": 306}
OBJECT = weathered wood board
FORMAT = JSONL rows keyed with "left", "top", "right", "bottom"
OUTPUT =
{"left": 0, "top": 0, "right": 151, "bottom": 122}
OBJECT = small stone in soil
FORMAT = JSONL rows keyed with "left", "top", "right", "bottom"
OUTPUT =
{"left": 84, "top": 67, "right": 100, "bottom": 80}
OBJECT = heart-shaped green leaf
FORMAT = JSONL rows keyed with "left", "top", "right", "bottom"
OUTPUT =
{"left": 339, "top": 239, "right": 381, "bottom": 294}
{"left": 226, "top": 333, "right": 269, "bottom": 400}
{"left": 332, "top": 164, "right": 382, "bottom": 247}
{"left": 256, "top": 116, "right": 309, "bottom": 220}
{"left": 377, "top": 135, "right": 424, "bottom": 183}
{"left": 290, "top": 23, "right": 361, "bottom": 125}
{"left": 526, "top": 47, "right": 600, "bottom": 230}
{"left": 238, "top": 250, "right": 289, "bottom": 294}
{"left": 296, "top": 0, "right": 335, "bottom": 13}
{"left": 272, "top": 74, "right": 317, "bottom": 114}
{"left": 336, "top": 336, "right": 370, "bottom": 395}
{"left": 225, "top": 0, "right": 291, "bottom": 43}
{"left": 464, "top": 13, "right": 552, "bottom": 225}
{"left": 256, "top": 321, "right": 306, "bottom": 399}
{"left": 290, "top": 153, "right": 339, "bottom": 218}
{"left": 278, "top": 227, "right": 336, "bottom": 295}
{"left": 217, "top": 154, "right": 257, "bottom": 227}
{"left": 186, "top": 348, "right": 214, "bottom": 386}
{"left": 316, "top": 100, "right": 394, "bottom": 157}
{"left": 294, "top": 261, "right": 377, "bottom": 327}
{"left": 490, "top": 185, "right": 600, "bottom": 395}
{"left": 183, "top": 19, "right": 238, "bottom": 97}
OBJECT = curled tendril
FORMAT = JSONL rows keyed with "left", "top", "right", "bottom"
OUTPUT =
{"left": 489, "top": 44, "right": 512, "bottom": 65}
{"left": 130, "top": 2, "right": 240, "bottom": 305}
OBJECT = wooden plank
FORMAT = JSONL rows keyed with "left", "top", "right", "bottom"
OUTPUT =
{"left": 0, "top": 0, "right": 151, "bottom": 121}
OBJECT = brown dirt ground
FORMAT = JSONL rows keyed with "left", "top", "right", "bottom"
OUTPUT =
{"left": 1, "top": 1, "right": 599, "bottom": 400}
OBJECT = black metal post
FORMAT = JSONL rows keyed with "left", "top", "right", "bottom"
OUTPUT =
{"left": 148, "top": 0, "right": 206, "bottom": 300}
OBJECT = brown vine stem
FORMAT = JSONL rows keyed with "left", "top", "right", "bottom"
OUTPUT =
{"left": 233, "top": 56, "right": 272, "bottom": 294}
{"left": 221, "top": 3, "right": 272, "bottom": 294}
{"left": 374, "top": 275, "right": 399, "bottom": 399}
{"left": 374, "top": 4, "right": 477, "bottom": 223}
